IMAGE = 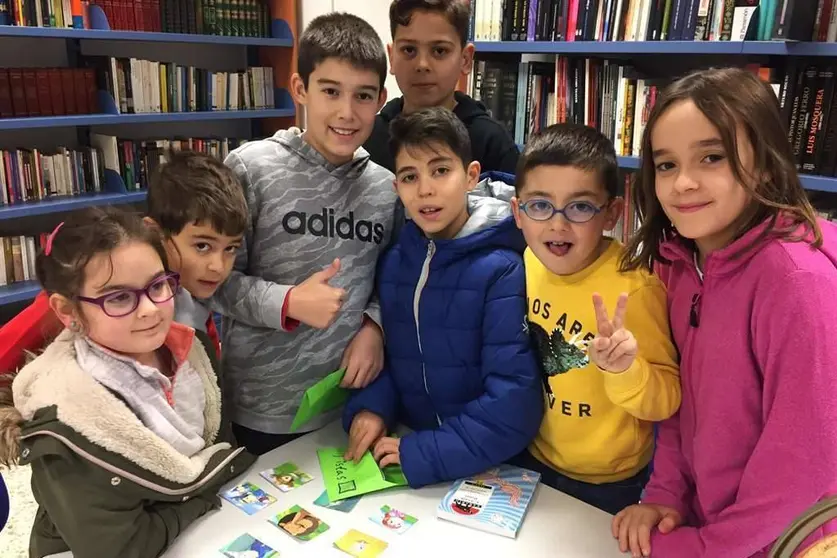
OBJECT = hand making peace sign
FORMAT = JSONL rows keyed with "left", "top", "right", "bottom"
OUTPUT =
{"left": 589, "top": 292, "right": 638, "bottom": 373}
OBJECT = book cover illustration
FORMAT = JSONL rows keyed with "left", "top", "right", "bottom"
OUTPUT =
{"left": 437, "top": 465, "right": 541, "bottom": 538}
{"left": 268, "top": 505, "right": 330, "bottom": 542}
{"left": 219, "top": 533, "right": 280, "bottom": 557}
{"left": 259, "top": 461, "right": 314, "bottom": 493}
{"left": 334, "top": 529, "right": 389, "bottom": 557}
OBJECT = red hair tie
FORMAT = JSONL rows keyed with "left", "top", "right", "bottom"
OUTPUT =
{"left": 44, "top": 222, "right": 64, "bottom": 256}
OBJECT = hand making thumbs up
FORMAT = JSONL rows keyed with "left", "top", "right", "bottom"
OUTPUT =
{"left": 589, "top": 292, "right": 637, "bottom": 373}
{"left": 286, "top": 258, "right": 347, "bottom": 329}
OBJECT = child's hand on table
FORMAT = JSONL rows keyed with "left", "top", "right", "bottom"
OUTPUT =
{"left": 612, "top": 503, "right": 683, "bottom": 557}
{"left": 340, "top": 318, "right": 384, "bottom": 389}
{"left": 345, "top": 410, "right": 386, "bottom": 463}
{"left": 589, "top": 292, "right": 638, "bottom": 374}
{"left": 373, "top": 437, "right": 401, "bottom": 467}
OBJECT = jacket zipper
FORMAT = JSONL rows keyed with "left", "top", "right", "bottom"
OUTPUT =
{"left": 413, "top": 241, "right": 441, "bottom": 426}
{"left": 20, "top": 430, "right": 244, "bottom": 496}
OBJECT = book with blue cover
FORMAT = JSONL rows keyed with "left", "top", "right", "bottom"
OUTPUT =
{"left": 436, "top": 464, "right": 540, "bottom": 538}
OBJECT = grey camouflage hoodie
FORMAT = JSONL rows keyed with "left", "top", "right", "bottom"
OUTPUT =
{"left": 211, "top": 128, "right": 398, "bottom": 434}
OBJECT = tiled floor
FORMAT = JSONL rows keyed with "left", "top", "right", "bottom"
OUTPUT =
{"left": 0, "top": 465, "right": 36, "bottom": 558}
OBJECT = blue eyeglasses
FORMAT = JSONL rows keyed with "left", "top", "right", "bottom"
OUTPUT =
{"left": 517, "top": 199, "right": 607, "bottom": 224}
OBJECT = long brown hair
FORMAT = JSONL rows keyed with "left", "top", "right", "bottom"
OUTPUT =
{"left": 621, "top": 67, "right": 822, "bottom": 272}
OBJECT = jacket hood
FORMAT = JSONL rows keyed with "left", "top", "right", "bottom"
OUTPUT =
{"left": 659, "top": 214, "right": 837, "bottom": 278}
{"left": 2, "top": 327, "right": 230, "bottom": 484}
{"left": 268, "top": 127, "right": 373, "bottom": 179}
{"left": 401, "top": 195, "right": 524, "bottom": 266}
{"left": 379, "top": 91, "right": 491, "bottom": 125}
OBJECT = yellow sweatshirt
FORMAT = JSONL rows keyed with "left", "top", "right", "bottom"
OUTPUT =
{"left": 526, "top": 239, "right": 681, "bottom": 484}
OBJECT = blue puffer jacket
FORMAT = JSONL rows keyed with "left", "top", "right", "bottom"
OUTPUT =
{"left": 343, "top": 195, "right": 544, "bottom": 488}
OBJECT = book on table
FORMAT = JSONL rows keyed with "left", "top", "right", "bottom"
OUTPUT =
{"left": 437, "top": 464, "right": 540, "bottom": 539}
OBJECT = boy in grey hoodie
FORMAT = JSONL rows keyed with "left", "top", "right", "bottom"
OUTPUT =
{"left": 211, "top": 13, "right": 398, "bottom": 455}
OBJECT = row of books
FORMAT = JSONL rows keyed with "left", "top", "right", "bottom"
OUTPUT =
{"left": 472, "top": 56, "right": 837, "bottom": 178}
{"left": 0, "top": 235, "right": 40, "bottom": 287}
{"left": 0, "top": 0, "right": 274, "bottom": 38}
{"left": 469, "top": 0, "right": 820, "bottom": 42}
{"left": 90, "top": 57, "right": 276, "bottom": 114}
{"left": 0, "top": 68, "right": 97, "bottom": 118}
{"left": 1, "top": 135, "right": 245, "bottom": 205}
{"left": 0, "top": 0, "right": 82, "bottom": 29}
{"left": 95, "top": 0, "right": 272, "bottom": 37}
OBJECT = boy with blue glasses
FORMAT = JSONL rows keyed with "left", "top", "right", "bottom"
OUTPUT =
{"left": 509, "top": 123, "right": 681, "bottom": 515}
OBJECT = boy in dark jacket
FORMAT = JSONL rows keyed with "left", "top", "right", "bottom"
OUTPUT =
{"left": 363, "top": 0, "right": 519, "bottom": 174}
{"left": 343, "top": 107, "right": 542, "bottom": 488}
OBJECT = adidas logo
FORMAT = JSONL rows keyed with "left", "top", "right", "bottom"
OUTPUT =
{"left": 281, "top": 208, "right": 385, "bottom": 244}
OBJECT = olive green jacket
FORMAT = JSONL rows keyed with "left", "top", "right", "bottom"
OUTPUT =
{"left": 8, "top": 328, "right": 255, "bottom": 558}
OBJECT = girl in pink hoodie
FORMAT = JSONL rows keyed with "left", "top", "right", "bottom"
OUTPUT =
{"left": 612, "top": 67, "right": 837, "bottom": 558}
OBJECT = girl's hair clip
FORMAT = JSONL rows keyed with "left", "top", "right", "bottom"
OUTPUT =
{"left": 44, "top": 222, "right": 65, "bottom": 256}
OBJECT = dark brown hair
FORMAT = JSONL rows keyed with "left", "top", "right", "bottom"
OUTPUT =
{"left": 35, "top": 206, "right": 169, "bottom": 302}
{"left": 621, "top": 67, "right": 821, "bottom": 272}
{"left": 147, "top": 149, "right": 248, "bottom": 238}
{"left": 516, "top": 122, "right": 619, "bottom": 197}
{"left": 298, "top": 12, "right": 388, "bottom": 91}
{"left": 389, "top": 0, "right": 471, "bottom": 47}
{"left": 389, "top": 106, "right": 472, "bottom": 167}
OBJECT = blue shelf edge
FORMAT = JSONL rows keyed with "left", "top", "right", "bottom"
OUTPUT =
{"left": 0, "top": 86, "right": 295, "bottom": 130}
{"left": 0, "top": 190, "right": 147, "bottom": 221}
{"left": 473, "top": 40, "right": 837, "bottom": 57}
{"left": 0, "top": 281, "right": 41, "bottom": 306}
{"left": 0, "top": 9, "right": 293, "bottom": 47}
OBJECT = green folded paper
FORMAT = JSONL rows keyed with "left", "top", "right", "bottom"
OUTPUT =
{"left": 289, "top": 369, "right": 349, "bottom": 432}
{"left": 317, "top": 447, "right": 408, "bottom": 502}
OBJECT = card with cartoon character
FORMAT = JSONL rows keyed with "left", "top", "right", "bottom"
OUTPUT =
{"left": 334, "top": 529, "right": 388, "bottom": 557}
{"left": 313, "top": 489, "right": 361, "bottom": 513}
{"left": 260, "top": 462, "right": 314, "bottom": 493}
{"left": 370, "top": 504, "right": 418, "bottom": 534}
{"left": 220, "top": 482, "right": 277, "bottom": 515}
{"left": 219, "top": 533, "right": 280, "bottom": 557}
{"left": 268, "top": 505, "right": 330, "bottom": 542}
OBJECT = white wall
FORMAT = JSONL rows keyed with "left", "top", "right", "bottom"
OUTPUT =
{"left": 300, "top": 0, "right": 402, "bottom": 102}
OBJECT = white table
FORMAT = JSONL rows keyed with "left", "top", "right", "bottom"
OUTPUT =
{"left": 160, "top": 421, "right": 627, "bottom": 558}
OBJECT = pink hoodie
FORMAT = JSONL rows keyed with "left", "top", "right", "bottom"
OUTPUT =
{"left": 645, "top": 216, "right": 837, "bottom": 557}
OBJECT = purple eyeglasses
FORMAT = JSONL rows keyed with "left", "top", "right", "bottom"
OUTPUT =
{"left": 76, "top": 272, "right": 181, "bottom": 318}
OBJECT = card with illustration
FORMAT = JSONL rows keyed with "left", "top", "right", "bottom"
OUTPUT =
{"left": 219, "top": 533, "right": 280, "bottom": 558}
{"left": 313, "top": 489, "right": 361, "bottom": 513}
{"left": 260, "top": 462, "right": 314, "bottom": 492}
{"left": 334, "top": 529, "right": 389, "bottom": 557}
{"left": 268, "top": 505, "right": 330, "bottom": 542}
{"left": 221, "top": 482, "right": 277, "bottom": 515}
{"left": 371, "top": 504, "right": 418, "bottom": 534}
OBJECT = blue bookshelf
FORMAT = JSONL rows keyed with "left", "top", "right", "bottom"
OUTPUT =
{"left": 0, "top": 191, "right": 147, "bottom": 220}
{"left": 0, "top": 3, "right": 299, "bottom": 309}
{"left": 474, "top": 41, "right": 837, "bottom": 57}
{"left": 0, "top": 281, "right": 41, "bottom": 306}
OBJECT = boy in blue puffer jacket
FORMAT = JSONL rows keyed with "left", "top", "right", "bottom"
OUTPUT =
{"left": 342, "top": 107, "right": 543, "bottom": 488}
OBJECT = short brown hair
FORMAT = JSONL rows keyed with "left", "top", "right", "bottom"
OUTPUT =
{"left": 621, "top": 67, "right": 821, "bottom": 272}
{"left": 389, "top": 107, "right": 472, "bottom": 167}
{"left": 516, "top": 123, "right": 619, "bottom": 198}
{"left": 298, "top": 12, "right": 388, "bottom": 91}
{"left": 389, "top": 0, "right": 471, "bottom": 47}
{"left": 36, "top": 206, "right": 168, "bottom": 302}
{"left": 147, "top": 149, "right": 248, "bottom": 238}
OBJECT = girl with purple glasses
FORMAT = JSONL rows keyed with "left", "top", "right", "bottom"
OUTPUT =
{"left": 0, "top": 206, "right": 253, "bottom": 558}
